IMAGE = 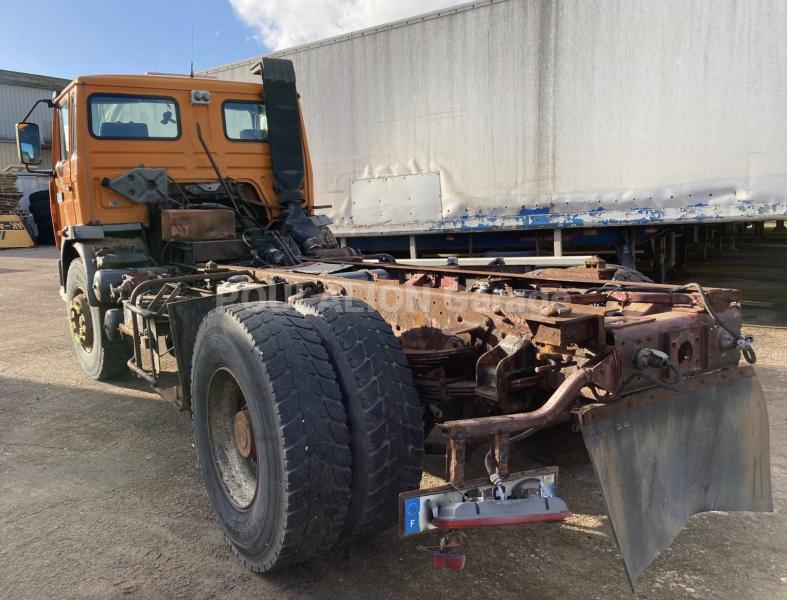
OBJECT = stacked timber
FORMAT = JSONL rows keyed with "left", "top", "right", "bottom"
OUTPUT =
{"left": 0, "top": 172, "right": 22, "bottom": 212}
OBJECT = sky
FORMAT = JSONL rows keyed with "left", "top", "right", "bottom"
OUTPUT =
{"left": 0, "top": 0, "right": 465, "bottom": 80}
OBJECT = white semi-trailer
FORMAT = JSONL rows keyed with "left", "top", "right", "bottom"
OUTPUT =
{"left": 200, "top": 0, "right": 787, "bottom": 277}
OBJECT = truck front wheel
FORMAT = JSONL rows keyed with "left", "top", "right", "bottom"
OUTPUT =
{"left": 191, "top": 302, "right": 352, "bottom": 572}
{"left": 65, "top": 258, "right": 130, "bottom": 380}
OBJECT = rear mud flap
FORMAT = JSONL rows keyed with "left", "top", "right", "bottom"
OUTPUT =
{"left": 580, "top": 366, "right": 772, "bottom": 586}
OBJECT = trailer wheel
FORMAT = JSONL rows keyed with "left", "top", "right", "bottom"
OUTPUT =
{"left": 190, "top": 302, "right": 352, "bottom": 572}
{"left": 293, "top": 296, "right": 424, "bottom": 542}
{"left": 65, "top": 258, "right": 130, "bottom": 380}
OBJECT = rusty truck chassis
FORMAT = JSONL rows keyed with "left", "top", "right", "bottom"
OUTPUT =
{"left": 120, "top": 255, "right": 751, "bottom": 483}
{"left": 113, "top": 251, "right": 772, "bottom": 583}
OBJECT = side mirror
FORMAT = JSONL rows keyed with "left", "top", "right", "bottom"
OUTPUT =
{"left": 16, "top": 122, "right": 43, "bottom": 166}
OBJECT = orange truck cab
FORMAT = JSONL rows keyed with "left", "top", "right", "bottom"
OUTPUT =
{"left": 47, "top": 73, "right": 314, "bottom": 235}
{"left": 14, "top": 59, "right": 343, "bottom": 381}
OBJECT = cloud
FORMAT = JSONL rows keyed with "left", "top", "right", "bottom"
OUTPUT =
{"left": 228, "top": 0, "right": 467, "bottom": 50}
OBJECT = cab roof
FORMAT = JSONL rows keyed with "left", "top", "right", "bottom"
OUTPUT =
{"left": 56, "top": 74, "right": 262, "bottom": 102}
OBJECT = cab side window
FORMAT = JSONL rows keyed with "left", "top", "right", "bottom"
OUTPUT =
{"left": 222, "top": 101, "right": 268, "bottom": 141}
{"left": 59, "top": 99, "right": 70, "bottom": 160}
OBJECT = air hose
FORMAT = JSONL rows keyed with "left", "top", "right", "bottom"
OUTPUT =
{"left": 627, "top": 348, "right": 684, "bottom": 392}
{"left": 672, "top": 282, "right": 756, "bottom": 364}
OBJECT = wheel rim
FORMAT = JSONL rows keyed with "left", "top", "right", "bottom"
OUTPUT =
{"left": 206, "top": 368, "right": 258, "bottom": 508}
{"left": 68, "top": 292, "right": 93, "bottom": 352}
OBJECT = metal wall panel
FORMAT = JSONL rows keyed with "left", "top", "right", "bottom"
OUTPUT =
{"left": 0, "top": 83, "right": 59, "bottom": 143}
{"left": 0, "top": 142, "right": 52, "bottom": 172}
{"left": 201, "top": 0, "right": 787, "bottom": 236}
{"left": 14, "top": 173, "right": 52, "bottom": 211}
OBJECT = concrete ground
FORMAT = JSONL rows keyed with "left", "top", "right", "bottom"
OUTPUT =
{"left": 0, "top": 236, "right": 785, "bottom": 600}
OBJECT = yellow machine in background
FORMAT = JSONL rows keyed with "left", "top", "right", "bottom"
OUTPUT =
{"left": 0, "top": 171, "right": 34, "bottom": 248}
{"left": 0, "top": 214, "right": 34, "bottom": 248}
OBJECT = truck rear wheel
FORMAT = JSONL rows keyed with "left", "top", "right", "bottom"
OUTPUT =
{"left": 65, "top": 258, "right": 130, "bottom": 380}
{"left": 190, "top": 302, "right": 352, "bottom": 572}
{"left": 293, "top": 296, "right": 424, "bottom": 542}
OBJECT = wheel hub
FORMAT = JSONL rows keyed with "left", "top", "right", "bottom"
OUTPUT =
{"left": 68, "top": 293, "right": 93, "bottom": 350}
{"left": 207, "top": 369, "right": 258, "bottom": 508}
{"left": 233, "top": 408, "right": 256, "bottom": 459}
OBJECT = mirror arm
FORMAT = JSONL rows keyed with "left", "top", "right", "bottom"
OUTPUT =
{"left": 23, "top": 164, "right": 55, "bottom": 177}
{"left": 21, "top": 98, "right": 56, "bottom": 123}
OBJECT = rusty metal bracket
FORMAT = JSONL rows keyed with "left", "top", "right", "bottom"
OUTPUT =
{"left": 491, "top": 432, "right": 510, "bottom": 479}
{"left": 476, "top": 335, "right": 539, "bottom": 408}
{"left": 286, "top": 280, "right": 324, "bottom": 302}
{"left": 446, "top": 431, "right": 467, "bottom": 484}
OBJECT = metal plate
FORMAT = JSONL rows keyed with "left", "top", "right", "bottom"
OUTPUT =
{"left": 581, "top": 371, "right": 772, "bottom": 586}
{"left": 292, "top": 262, "right": 353, "bottom": 274}
{"left": 351, "top": 172, "right": 441, "bottom": 227}
{"left": 160, "top": 209, "right": 235, "bottom": 241}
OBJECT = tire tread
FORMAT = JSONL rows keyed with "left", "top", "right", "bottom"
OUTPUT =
{"left": 293, "top": 297, "right": 424, "bottom": 542}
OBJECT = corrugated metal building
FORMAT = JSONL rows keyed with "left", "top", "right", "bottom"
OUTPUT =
{"left": 0, "top": 70, "right": 70, "bottom": 170}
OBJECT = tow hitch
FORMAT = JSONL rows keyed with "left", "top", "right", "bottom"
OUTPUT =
{"left": 400, "top": 467, "right": 570, "bottom": 569}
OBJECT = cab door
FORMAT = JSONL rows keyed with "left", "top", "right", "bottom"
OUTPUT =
{"left": 53, "top": 92, "right": 77, "bottom": 226}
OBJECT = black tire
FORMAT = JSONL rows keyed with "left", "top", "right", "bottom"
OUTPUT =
{"left": 28, "top": 190, "right": 54, "bottom": 245}
{"left": 607, "top": 264, "right": 653, "bottom": 283}
{"left": 293, "top": 296, "right": 424, "bottom": 542}
{"left": 191, "top": 302, "right": 352, "bottom": 572}
{"left": 65, "top": 259, "right": 130, "bottom": 380}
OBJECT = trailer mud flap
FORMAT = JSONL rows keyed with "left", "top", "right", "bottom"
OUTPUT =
{"left": 579, "top": 366, "right": 772, "bottom": 586}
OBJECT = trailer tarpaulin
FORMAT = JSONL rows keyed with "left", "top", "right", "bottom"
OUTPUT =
{"left": 200, "top": 0, "right": 787, "bottom": 236}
